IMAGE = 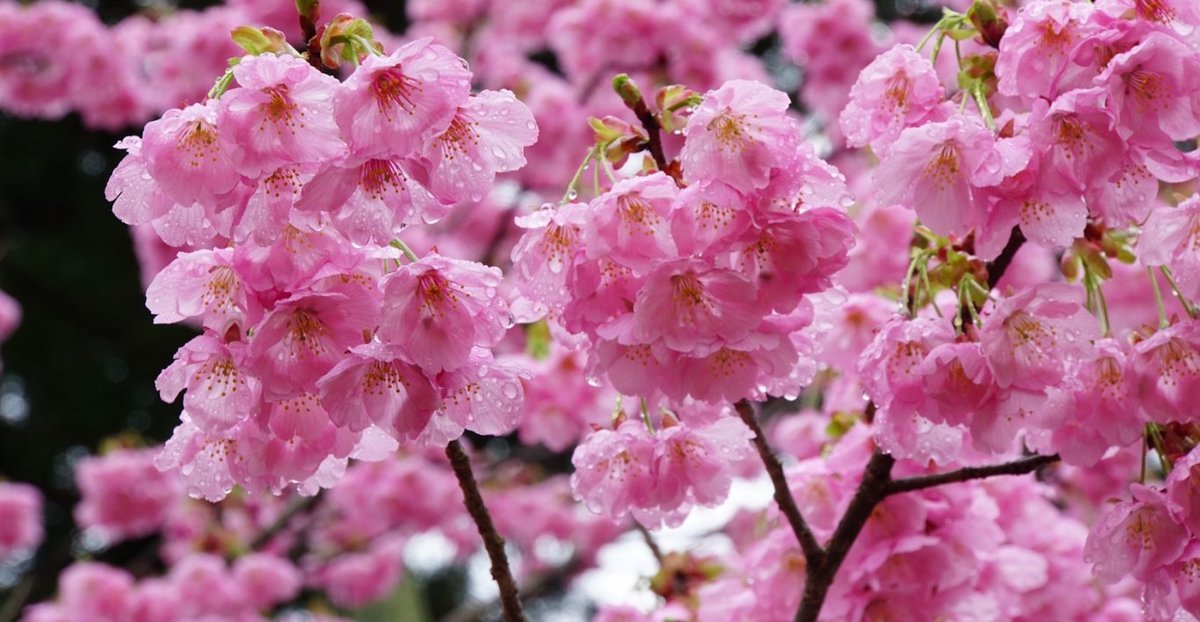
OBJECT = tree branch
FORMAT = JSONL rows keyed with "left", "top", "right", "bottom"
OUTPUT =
{"left": 734, "top": 400, "right": 824, "bottom": 564}
{"left": 441, "top": 556, "right": 580, "bottom": 622}
{"left": 634, "top": 522, "right": 664, "bottom": 564}
{"left": 446, "top": 439, "right": 526, "bottom": 622}
{"left": 612, "top": 74, "right": 671, "bottom": 176}
{"left": 986, "top": 226, "right": 1026, "bottom": 288}
{"left": 886, "top": 453, "right": 1059, "bottom": 496}
{"left": 795, "top": 450, "right": 894, "bottom": 622}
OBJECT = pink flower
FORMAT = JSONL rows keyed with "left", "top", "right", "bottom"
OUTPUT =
{"left": 584, "top": 173, "right": 679, "bottom": 272}
{"left": 217, "top": 54, "right": 342, "bottom": 177}
{"left": 1138, "top": 196, "right": 1200, "bottom": 302}
{"left": 55, "top": 563, "right": 135, "bottom": 621}
{"left": 231, "top": 553, "right": 302, "bottom": 611}
{"left": 670, "top": 181, "right": 752, "bottom": 256}
{"left": 734, "top": 208, "right": 856, "bottom": 313}
{"left": 1097, "top": 32, "right": 1200, "bottom": 143}
{"left": 511, "top": 202, "right": 588, "bottom": 314}
{"left": 433, "top": 350, "right": 527, "bottom": 437}
{"left": 873, "top": 115, "right": 1013, "bottom": 236}
{"left": 0, "top": 289, "right": 20, "bottom": 373}
{"left": 318, "top": 536, "right": 407, "bottom": 608}
{"left": 145, "top": 248, "right": 258, "bottom": 332}
{"left": 516, "top": 347, "right": 615, "bottom": 452}
{"left": 332, "top": 38, "right": 471, "bottom": 159}
{"left": 74, "top": 449, "right": 180, "bottom": 541}
{"left": 378, "top": 254, "right": 508, "bottom": 373}
{"left": 1050, "top": 339, "right": 1141, "bottom": 466}
{"left": 423, "top": 89, "right": 538, "bottom": 203}
{"left": 245, "top": 290, "right": 377, "bottom": 400}
{"left": 840, "top": 44, "right": 945, "bottom": 154}
{"left": 995, "top": 0, "right": 1097, "bottom": 102}
{"left": 978, "top": 283, "right": 1099, "bottom": 391}
{"left": 859, "top": 315, "right": 957, "bottom": 412}
{"left": 616, "top": 258, "right": 759, "bottom": 351}
{"left": 140, "top": 101, "right": 240, "bottom": 206}
{"left": 1086, "top": 485, "right": 1188, "bottom": 582}
{"left": 654, "top": 415, "right": 755, "bottom": 512}
{"left": 317, "top": 341, "right": 438, "bottom": 440}
{"left": 1166, "top": 448, "right": 1200, "bottom": 537}
{"left": 681, "top": 79, "right": 798, "bottom": 193}
{"left": 1128, "top": 319, "right": 1200, "bottom": 423}
{"left": 570, "top": 419, "right": 658, "bottom": 523}
{"left": 0, "top": 481, "right": 42, "bottom": 559}
{"left": 155, "top": 412, "right": 238, "bottom": 501}
{"left": 156, "top": 333, "right": 261, "bottom": 432}
{"left": 0, "top": 1, "right": 102, "bottom": 120}
{"left": 297, "top": 157, "right": 439, "bottom": 244}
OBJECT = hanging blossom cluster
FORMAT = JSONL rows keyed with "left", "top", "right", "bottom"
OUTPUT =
{"left": 510, "top": 78, "right": 856, "bottom": 527}
{"left": 105, "top": 21, "right": 537, "bottom": 501}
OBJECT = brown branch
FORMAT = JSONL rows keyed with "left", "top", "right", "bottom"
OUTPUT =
{"left": 795, "top": 450, "right": 894, "bottom": 622}
{"left": 446, "top": 439, "right": 526, "bottom": 622}
{"left": 612, "top": 74, "right": 671, "bottom": 176}
{"left": 441, "top": 556, "right": 580, "bottom": 622}
{"left": 886, "top": 453, "right": 1059, "bottom": 496}
{"left": 734, "top": 400, "right": 824, "bottom": 564}
{"left": 986, "top": 226, "right": 1026, "bottom": 288}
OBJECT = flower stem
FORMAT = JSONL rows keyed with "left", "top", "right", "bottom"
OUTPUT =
{"left": 1150, "top": 267, "right": 1170, "bottom": 329}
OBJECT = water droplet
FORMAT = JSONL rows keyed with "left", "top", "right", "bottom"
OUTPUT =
{"left": 502, "top": 383, "right": 519, "bottom": 399}
{"left": 566, "top": 189, "right": 578, "bottom": 200}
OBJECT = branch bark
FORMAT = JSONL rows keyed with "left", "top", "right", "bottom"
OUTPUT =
{"left": 986, "top": 226, "right": 1026, "bottom": 288}
{"left": 794, "top": 450, "right": 894, "bottom": 622}
{"left": 886, "top": 453, "right": 1059, "bottom": 496}
{"left": 446, "top": 439, "right": 526, "bottom": 622}
{"left": 734, "top": 400, "right": 824, "bottom": 564}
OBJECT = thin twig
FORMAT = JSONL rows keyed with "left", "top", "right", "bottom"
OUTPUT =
{"left": 446, "top": 440, "right": 526, "bottom": 622}
{"left": 634, "top": 522, "right": 664, "bottom": 564}
{"left": 734, "top": 400, "right": 823, "bottom": 564}
{"left": 885, "top": 453, "right": 1060, "bottom": 496}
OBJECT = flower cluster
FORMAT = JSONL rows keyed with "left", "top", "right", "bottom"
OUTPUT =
{"left": 513, "top": 80, "right": 855, "bottom": 406}
{"left": 848, "top": 0, "right": 1200, "bottom": 258}
{"left": 571, "top": 409, "right": 756, "bottom": 527}
{"left": 106, "top": 33, "right": 537, "bottom": 501}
